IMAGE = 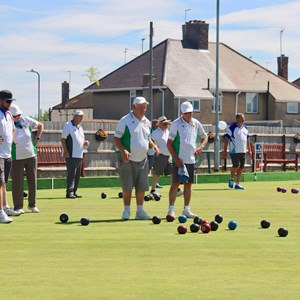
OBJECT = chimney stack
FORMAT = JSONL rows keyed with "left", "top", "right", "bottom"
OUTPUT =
{"left": 182, "top": 20, "right": 209, "bottom": 50}
{"left": 61, "top": 81, "right": 69, "bottom": 108}
{"left": 277, "top": 54, "right": 288, "bottom": 80}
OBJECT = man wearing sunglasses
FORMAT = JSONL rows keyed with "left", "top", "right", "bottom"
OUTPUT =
{"left": 0, "top": 90, "right": 21, "bottom": 223}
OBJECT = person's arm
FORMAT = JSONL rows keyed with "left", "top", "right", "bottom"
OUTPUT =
{"left": 195, "top": 135, "right": 208, "bottom": 155}
{"left": 247, "top": 139, "right": 252, "bottom": 156}
{"left": 167, "top": 139, "right": 182, "bottom": 168}
{"left": 149, "top": 138, "right": 160, "bottom": 155}
{"left": 35, "top": 121, "right": 44, "bottom": 145}
{"left": 223, "top": 138, "right": 229, "bottom": 159}
{"left": 114, "top": 136, "right": 130, "bottom": 163}
{"left": 61, "top": 138, "right": 69, "bottom": 158}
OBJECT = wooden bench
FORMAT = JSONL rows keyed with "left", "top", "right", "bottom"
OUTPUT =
{"left": 36, "top": 144, "right": 85, "bottom": 177}
{"left": 251, "top": 143, "right": 298, "bottom": 172}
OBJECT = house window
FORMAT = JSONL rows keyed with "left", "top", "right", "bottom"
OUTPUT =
{"left": 287, "top": 102, "right": 298, "bottom": 113}
{"left": 212, "top": 92, "right": 223, "bottom": 113}
{"left": 246, "top": 93, "right": 258, "bottom": 113}
{"left": 187, "top": 99, "right": 200, "bottom": 112}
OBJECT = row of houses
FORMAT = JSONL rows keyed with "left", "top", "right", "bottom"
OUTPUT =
{"left": 51, "top": 20, "right": 300, "bottom": 127}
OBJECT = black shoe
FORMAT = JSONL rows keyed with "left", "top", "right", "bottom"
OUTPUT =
{"left": 23, "top": 191, "right": 28, "bottom": 197}
{"left": 74, "top": 194, "right": 82, "bottom": 198}
{"left": 66, "top": 193, "right": 76, "bottom": 199}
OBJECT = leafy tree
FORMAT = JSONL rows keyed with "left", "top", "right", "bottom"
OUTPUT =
{"left": 82, "top": 66, "right": 100, "bottom": 86}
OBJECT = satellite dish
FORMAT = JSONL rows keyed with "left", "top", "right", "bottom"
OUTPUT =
{"left": 218, "top": 121, "right": 227, "bottom": 130}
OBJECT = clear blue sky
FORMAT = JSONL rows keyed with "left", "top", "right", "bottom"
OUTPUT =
{"left": 1, "top": 0, "right": 300, "bottom": 117}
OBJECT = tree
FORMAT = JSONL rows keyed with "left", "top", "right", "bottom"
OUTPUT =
{"left": 82, "top": 66, "right": 100, "bottom": 86}
{"left": 30, "top": 109, "right": 51, "bottom": 121}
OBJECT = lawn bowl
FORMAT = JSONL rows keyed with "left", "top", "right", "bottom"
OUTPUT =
{"left": 201, "top": 223, "right": 211, "bottom": 233}
{"left": 281, "top": 188, "right": 287, "bottom": 193}
{"left": 101, "top": 192, "right": 107, "bottom": 199}
{"left": 190, "top": 223, "right": 200, "bottom": 233}
{"left": 215, "top": 214, "right": 223, "bottom": 224}
{"left": 193, "top": 216, "right": 202, "bottom": 225}
{"left": 177, "top": 225, "right": 187, "bottom": 234}
{"left": 80, "top": 217, "right": 90, "bottom": 226}
{"left": 166, "top": 214, "right": 175, "bottom": 222}
{"left": 278, "top": 227, "right": 288, "bottom": 237}
{"left": 152, "top": 216, "right": 161, "bottom": 225}
{"left": 291, "top": 188, "right": 299, "bottom": 194}
{"left": 59, "top": 213, "right": 69, "bottom": 223}
{"left": 178, "top": 215, "right": 188, "bottom": 223}
{"left": 260, "top": 219, "right": 271, "bottom": 229}
{"left": 210, "top": 221, "right": 219, "bottom": 231}
{"left": 228, "top": 220, "right": 237, "bottom": 230}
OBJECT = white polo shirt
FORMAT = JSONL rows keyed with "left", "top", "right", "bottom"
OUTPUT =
{"left": 151, "top": 127, "right": 170, "bottom": 156}
{"left": 61, "top": 121, "right": 85, "bottom": 158}
{"left": 114, "top": 112, "right": 151, "bottom": 162}
{"left": 0, "top": 109, "right": 14, "bottom": 159}
{"left": 168, "top": 116, "right": 207, "bottom": 164}
{"left": 12, "top": 116, "right": 39, "bottom": 160}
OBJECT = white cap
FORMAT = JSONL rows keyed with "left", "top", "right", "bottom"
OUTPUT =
{"left": 10, "top": 104, "right": 23, "bottom": 116}
{"left": 133, "top": 97, "right": 149, "bottom": 105}
{"left": 181, "top": 101, "right": 193, "bottom": 113}
{"left": 73, "top": 109, "right": 84, "bottom": 116}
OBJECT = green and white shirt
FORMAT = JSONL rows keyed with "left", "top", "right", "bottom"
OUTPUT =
{"left": 12, "top": 116, "right": 38, "bottom": 160}
{"left": 114, "top": 112, "right": 151, "bottom": 162}
{"left": 168, "top": 116, "right": 207, "bottom": 164}
{"left": 61, "top": 121, "right": 85, "bottom": 158}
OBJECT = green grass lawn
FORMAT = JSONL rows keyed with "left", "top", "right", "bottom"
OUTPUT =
{"left": 2, "top": 180, "right": 300, "bottom": 299}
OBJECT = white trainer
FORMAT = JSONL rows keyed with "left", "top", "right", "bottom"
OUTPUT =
{"left": 122, "top": 210, "right": 130, "bottom": 220}
{"left": 135, "top": 210, "right": 151, "bottom": 220}
{"left": 15, "top": 209, "right": 25, "bottom": 214}
{"left": 4, "top": 207, "right": 21, "bottom": 216}
{"left": 182, "top": 208, "right": 196, "bottom": 219}
{"left": 28, "top": 206, "right": 39, "bottom": 213}
{"left": 0, "top": 212, "right": 13, "bottom": 223}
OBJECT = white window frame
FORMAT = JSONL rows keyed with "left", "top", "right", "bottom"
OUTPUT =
{"left": 212, "top": 92, "right": 223, "bottom": 113}
{"left": 246, "top": 93, "right": 258, "bottom": 113}
{"left": 187, "top": 99, "right": 200, "bottom": 112}
{"left": 287, "top": 102, "right": 298, "bottom": 114}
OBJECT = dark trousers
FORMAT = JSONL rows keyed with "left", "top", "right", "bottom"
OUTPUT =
{"left": 11, "top": 156, "right": 37, "bottom": 210}
{"left": 65, "top": 157, "right": 82, "bottom": 195}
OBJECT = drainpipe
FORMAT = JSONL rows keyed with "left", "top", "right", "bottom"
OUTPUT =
{"left": 159, "top": 88, "right": 165, "bottom": 116}
{"left": 177, "top": 97, "right": 181, "bottom": 118}
{"left": 235, "top": 91, "right": 241, "bottom": 115}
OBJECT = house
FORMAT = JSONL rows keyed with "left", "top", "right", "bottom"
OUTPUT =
{"left": 51, "top": 81, "right": 93, "bottom": 121}
{"left": 53, "top": 20, "right": 300, "bottom": 126}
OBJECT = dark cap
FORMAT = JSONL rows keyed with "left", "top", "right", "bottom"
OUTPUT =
{"left": 0, "top": 90, "right": 16, "bottom": 101}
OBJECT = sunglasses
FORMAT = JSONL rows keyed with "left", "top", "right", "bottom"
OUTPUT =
{"left": 5, "top": 100, "right": 13, "bottom": 104}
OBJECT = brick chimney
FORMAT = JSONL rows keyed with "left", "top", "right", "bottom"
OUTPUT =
{"left": 182, "top": 20, "right": 209, "bottom": 50}
{"left": 61, "top": 81, "right": 69, "bottom": 108}
{"left": 277, "top": 54, "right": 288, "bottom": 80}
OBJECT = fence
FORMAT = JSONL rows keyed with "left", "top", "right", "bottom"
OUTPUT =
{"left": 37, "top": 121, "right": 300, "bottom": 177}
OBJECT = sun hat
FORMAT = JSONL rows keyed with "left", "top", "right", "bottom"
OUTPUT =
{"left": 158, "top": 116, "right": 171, "bottom": 124}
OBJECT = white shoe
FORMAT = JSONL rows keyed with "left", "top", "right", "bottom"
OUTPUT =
{"left": 0, "top": 212, "right": 13, "bottom": 223}
{"left": 15, "top": 209, "right": 25, "bottom": 214}
{"left": 4, "top": 207, "right": 21, "bottom": 216}
{"left": 28, "top": 206, "right": 39, "bottom": 213}
{"left": 182, "top": 208, "right": 196, "bottom": 219}
{"left": 122, "top": 210, "right": 130, "bottom": 220}
{"left": 135, "top": 210, "right": 151, "bottom": 220}
{"left": 176, "top": 189, "right": 183, "bottom": 197}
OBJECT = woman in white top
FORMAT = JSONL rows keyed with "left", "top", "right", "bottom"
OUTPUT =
{"left": 10, "top": 104, "right": 44, "bottom": 214}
